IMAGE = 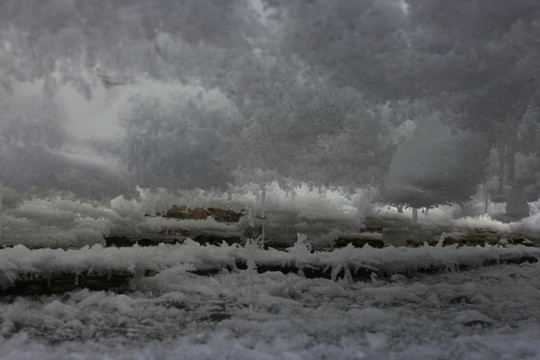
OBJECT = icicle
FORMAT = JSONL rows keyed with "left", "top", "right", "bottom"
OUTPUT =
{"left": 331, "top": 264, "right": 343, "bottom": 282}
{"left": 47, "top": 272, "right": 52, "bottom": 288}
{"left": 484, "top": 187, "right": 489, "bottom": 214}
{"left": 437, "top": 232, "right": 447, "bottom": 246}
{"left": 245, "top": 238, "right": 259, "bottom": 308}
{"left": 248, "top": 207, "right": 255, "bottom": 228}
{"left": 293, "top": 233, "right": 310, "bottom": 277}
{"left": 260, "top": 184, "right": 266, "bottom": 218}
{"left": 260, "top": 184, "right": 266, "bottom": 243}
{"left": 343, "top": 267, "right": 353, "bottom": 284}
{"left": 74, "top": 272, "right": 79, "bottom": 286}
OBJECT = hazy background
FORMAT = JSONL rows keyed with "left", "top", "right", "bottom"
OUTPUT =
{"left": 0, "top": 0, "right": 538, "bottom": 209}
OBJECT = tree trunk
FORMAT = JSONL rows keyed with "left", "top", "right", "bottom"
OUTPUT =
{"left": 484, "top": 187, "right": 489, "bottom": 214}
{"left": 497, "top": 143, "right": 505, "bottom": 194}
{"left": 506, "top": 142, "right": 516, "bottom": 184}
{"left": 260, "top": 184, "right": 266, "bottom": 243}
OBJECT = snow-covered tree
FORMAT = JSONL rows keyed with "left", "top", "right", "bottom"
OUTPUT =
{"left": 0, "top": 0, "right": 538, "bottom": 208}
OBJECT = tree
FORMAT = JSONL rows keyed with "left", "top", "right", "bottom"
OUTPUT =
{"left": 0, "top": 0, "right": 539, "bottom": 207}
{"left": 385, "top": 114, "right": 488, "bottom": 209}
{"left": 119, "top": 86, "right": 242, "bottom": 190}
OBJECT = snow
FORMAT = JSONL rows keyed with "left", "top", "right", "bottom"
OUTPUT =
{"left": 1, "top": 0, "right": 539, "bottom": 357}
{"left": 2, "top": 187, "right": 539, "bottom": 250}
{"left": 2, "top": 193, "right": 540, "bottom": 358}
{"left": 454, "top": 215, "right": 512, "bottom": 233}
{"left": 1, "top": 259, "right": 540, "bottom": 359}
{"left": 2, "top": 239, "right": 539, "bottom": 291}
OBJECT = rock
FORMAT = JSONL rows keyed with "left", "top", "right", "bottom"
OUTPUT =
{"left": 359, "top": 226, "right": 383, "bottom": 233}
{"left": 442, "top": 237, "right": 463, "bottom": 247}
{"left": 163, "top": 205, "right": 242, "bottom": 222}
{"left": 105, "top": 236, "right": 134, "bottom": 247}
{"left": 407, "top": 239, "right": 421, "bottom": 247}
{"left": 193, "top": 234, "right": 242, "bottom": 246}
{"left": 189, "top": 207, "right": 211, "bottom": 220}
{"left": 207, "top": 207, "right": 243, "bottom": 223}
{"left": 507, "top": 237, "right": 534, "bottom": 247}
{"left": 164, "top": 205, "right": 210, "bottom": 220}
{"left": 334, "top": 232, "right": 385, "bottom": 249}
{"left": 164, "top": 205, "right": 189, "bottom": 219}
{"left": 441, "top": 229, "right": 537, "bottom": 248}
{"left": 137, "top": 238, "right": 155, "bottom": 247}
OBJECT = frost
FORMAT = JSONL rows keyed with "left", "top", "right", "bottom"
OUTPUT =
{"left": 0, "top": 1, "right": 540, "bottom": 358}
{"left": 2, "top": 260, "right": 540, "bottom": 359}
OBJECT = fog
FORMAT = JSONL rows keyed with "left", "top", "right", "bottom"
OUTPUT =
{"left": 0, "top": 0, "right": 539, "bottom": 208}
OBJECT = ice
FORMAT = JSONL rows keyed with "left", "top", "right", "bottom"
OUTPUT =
{"left": 2, "top": 238, "right": 540, "bottom": 291}
{"left": 1, "top": 0, "right": 540, "bottom": 357}
{"left": 1, "top": 240, "right": 539, "bottom": 359}
{"left": 1, "top": 193, "right": 540, "bottom": 359}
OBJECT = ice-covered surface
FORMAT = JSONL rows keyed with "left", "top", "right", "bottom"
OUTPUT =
{"left": 2, "top": 189, "right": 540, "bottom": 250}
{"left": 1, "top": 258, "right": 540, "bottom": 359}
{"left": 2, "top": 240, "right": 540, "bottom": 290}
{"left": 2, "top": 190, "right": 540, "bottom": 358}
{"left": 0, "top": 185, "right": 370, "bottom": 249}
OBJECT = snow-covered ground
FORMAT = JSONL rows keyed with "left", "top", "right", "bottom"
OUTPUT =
{"left": 1, "top": 189, "right": 540, "bottom": 359}
{"left": 2, "top": 187, "right": 540, "bottom": 250}
{"left": 1, "top": 243, "right": 540, "bottom": 359}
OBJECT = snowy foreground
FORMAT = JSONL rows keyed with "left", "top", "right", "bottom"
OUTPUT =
{"left": 1, "top": 242, "right": 540, "bottom": 360}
